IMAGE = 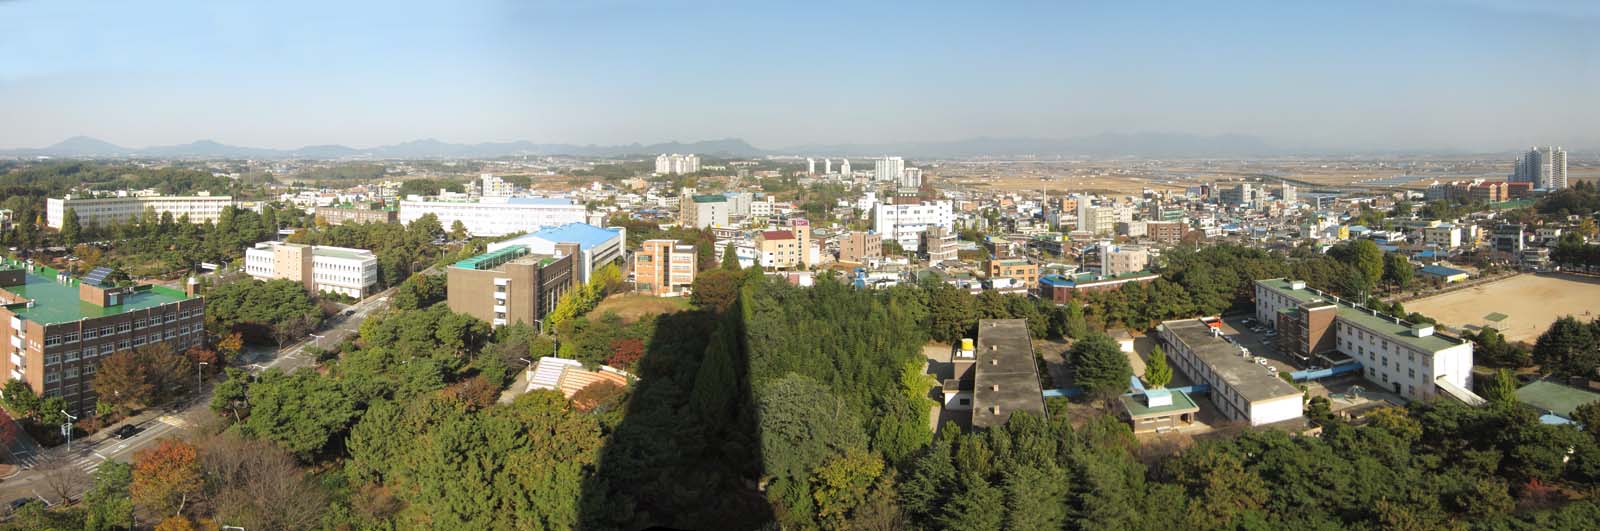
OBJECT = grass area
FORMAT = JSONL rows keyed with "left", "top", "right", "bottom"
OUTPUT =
{"left": 592, "top": 293, "right": 691, "bottom": 322}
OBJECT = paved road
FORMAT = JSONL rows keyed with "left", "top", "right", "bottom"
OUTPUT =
{"left": 0, "top": 287, "right": 396, "bottom": 505}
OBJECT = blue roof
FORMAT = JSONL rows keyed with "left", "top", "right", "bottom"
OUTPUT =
{"left": 1419, "top": 264, "right": 1468, "bottom": 277}
{"left": 505, "top": 197, "right": 576, "bottom": 206}
{"left": 530, "top": 223, "right": 621, "bottom": 249}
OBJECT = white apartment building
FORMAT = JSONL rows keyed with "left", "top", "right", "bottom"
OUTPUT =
{"left": 1255, "top": 279, "right": 1475, "bottom": 402}
{"left": 874, "top": 156, "right": 905, "bottom": 182}
{"left": 1076, "top": 203, "right": 1116, "bottom": 236}
{"left": 1512, "top": 146, "right": 1568, "bottom": 190}
{"left": 1422, "top": 224, "right": 1461, "bottom": 249}
{"left": 655, "top": 153, "right": 701, "bottom": 175}
{"left": 245, "top": 241, "right": 379, "bottom": 298}
{"left": 873, "top": 200, "right": 954, "bottom": 252}
{"left": 398, "top": 197, "right": 588, "bottom": 237}
{"left": 479, "top": 174, "right": 514, "bottom": 197}
{"left": 900, "top": 167, "right": 923, "bottom": 188}
{"left": 1157, "top": 318, "right": 1303, "bottom": 426}
{"left": 47, "top": 193, "right": 233, "bottom": 229}
{"left": 1100, "top": 243, "right": 1150, "bottom": 275}
{"left": 679, "top": 191, "right": 730, "bottom": 229}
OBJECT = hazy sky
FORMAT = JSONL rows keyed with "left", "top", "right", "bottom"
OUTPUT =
{"left": 1, "top": 0, "right": 1595, "bottom": 152}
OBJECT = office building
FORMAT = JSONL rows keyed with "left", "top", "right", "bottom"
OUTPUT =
{"left": 634, "top": 240, "right": 696, "bottom": 296}
{"left": 806, "top": 158, "right": 816, "bottom": 176}
{"left": 479, "top": 174, "right": 514, "bottom": 197}
{"left": 244, "top": 241, "right": 379, "bottom": 298}
{"left": 1255, "top": 279, "right": 1476, "bottom": 403}
{"left": 398, "top": 197, "right": 587, "bottom": 237}
{"left": 47, "top": 192, "right": 233, "bottom": 229}
{"left": 874, "top": 200, "right": 953, "bottom": 252}
{"left": 447, "top": 243, "right": 579, "bottom": 328}
{"left": 1156, "top": 318, "right": 1303, "bottom": 426}
{"left": 789, "top": 218, "right": 814, "bottom": 267}
{"left": 1512, "top": 146, "right": 1568, "bottom": 190}
{"left": 654, "top": 153, "right": 701, "bottom": 175}
{"left": 1100, "top": 244, "right": 1150, "bottom": 276}
{"left": 839, "top": 158, "right": 851, "bottom": 177}
{"left": 1422, "top": 224, "right": 1461, "bottom": 249}
{"left": 0, "top": 261, "right": 205, "bottom": 416}
{"left": 756, "top": 230, "right": 802, "bottom": 269}
{"left": 921, "top": 225, "right": 958, "bottom": 263}
{"left": 1492, "top": 223, "right": 1525, "bottom": 254}
{"left": 837, "top": 231, "right": 882, "bottom": 264}
{"left": 314, "top": 205, "right": 398, "bottom": 226}
{"left": 1219, "top": 183, "right": 1257, "bottom": 207}
{"left": 824, "top": 158, "right": 833, "bottom": 175}
{"left": 1280, "top": 182, "right": 1297, "bottom": 204}
{"left": 488, "top": 223, "right": 625, "bottom": 285}
{"left": 1147, "top": 221, "right": 1188, "bottom": 244}
{"left": 679, "top": 190, "right": 730, "bottom": 229}
{"left": 1038, "top": 271, "right": 1160, "bottom": 304}
{"left": 986, "top": 258, "right": 1039, "bottom": 287}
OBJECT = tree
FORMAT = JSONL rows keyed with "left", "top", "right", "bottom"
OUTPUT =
{"left": 1145, "top": 345, "right": 1172, "bottom": 389}
{"left": 1070, "top": 333, "right": 1133, "bottom": 397}
{"left": 60, "top": 207, "right": 82, "bottom": 246}
{"left": 239, "top": 369, "right": 357, "bottom": 461}
{"left": 1384, "top": 253, "right": 1413, "bottom": 290}
{"left": 1572, "top": 401, "right": 1600, "bottom": 440}
{"left": 1340, "top": 240, "right": 1384, "bottom": 298}
{"left": 131, "top": 439, "right": 202, "bottom": 521}
{"left": 722, "top": 240, "right": 741, "bottom": 270}
{"left": 197, "top": 433, "right": 328, "bottom": 531}
{"left": 83, "top": 461, "right": 135, "bottom": 531}
{"left": 209, "top": 368, "right": 251, "bottom": 421}
{"left": 1532, "top": 316, "right": 1597, "bottom": 377}
{"left": 449, "top": 220, "right": 468, "bottom": 240}
{"left": 37, "top": 451, "right": 91, "bottom": 505}
{"left": 689, "top": 268, "right": 742, "bottom": 313}
{"left": 1483, "top": 369, "right": 1519, "bottom": 405}
{"left": 0, "top": 380, "right": 41, "bottom": 420}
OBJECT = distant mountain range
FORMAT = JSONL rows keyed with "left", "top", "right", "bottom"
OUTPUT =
{"left": 2, "top": 132, "right": 1297, "bottom": 160}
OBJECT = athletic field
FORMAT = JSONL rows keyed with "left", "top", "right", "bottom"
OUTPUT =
{"left": 1405, "top": 274, "right": 1600, "bottom": 343}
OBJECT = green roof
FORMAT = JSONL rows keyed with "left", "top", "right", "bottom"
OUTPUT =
{"left": 4, "top": 268, "right": 191, "bottom": 325}
{"left": 1120, "top": 390, "right": 1200, "bottom": 417}
{"left": 1516, "top": 380, "right": 1600, "bottom": 418}
{"left": 453, "top": 245, "right": 529, "bottom": 270}
{"left": 691, "top": 194, "right": 727, "bottom": 203}
{"left": 313, "top": 247, "right": 375, "bottom": 261}
{"left": 1256, "top": 278, "right": 1464, "bottom": 352}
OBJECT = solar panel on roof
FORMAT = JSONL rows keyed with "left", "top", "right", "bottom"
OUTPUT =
{"left": 83, "top": 266, "right": 114, "bottom": 286}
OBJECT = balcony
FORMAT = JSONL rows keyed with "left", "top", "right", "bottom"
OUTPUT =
{"left": 9, "top": 336, "right": 19, "bottom": 349}
{"left": 493, "top": 304, "right": 508, "bottom": 314}
{"left": 9, "top": 353, "right": 22, "bottom": 368}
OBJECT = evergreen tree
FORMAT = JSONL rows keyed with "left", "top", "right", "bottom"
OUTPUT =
{"left": 721, "top": 240, "right": 741, "bottom": 271}
{"left": 1483, "top": 369, "right": 1519, "bottom": 405}
{"left": 1145, "top": 345, "right": 1172, "bottom": 389}
{"left": 60, "top": 207, "right": 81, "bottom": 246}
{"left": 1071, "top": 333, "right": 1132, "bottom": 397}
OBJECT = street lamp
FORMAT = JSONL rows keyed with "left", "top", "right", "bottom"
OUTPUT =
{"left": 60, "top": 410, "right": 77, "bottom": 451}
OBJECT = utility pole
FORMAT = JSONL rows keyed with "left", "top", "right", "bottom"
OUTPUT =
{"left": 197, "top": 361, "right": 209, "bottom": 397}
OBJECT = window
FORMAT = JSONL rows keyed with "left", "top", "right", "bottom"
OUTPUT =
{"left": 133, "top": 319, "right": 145, "bottom": 329}
{"left": 63, "top": 333, "right": 78, "bottom": 343}
{"left": 83, "top": 364, "right": 96, "bottom": 375}
{"left": 83, "top": 328, "right": 98, "bottom": 340}
{"left": 149, "top": 334, "right": 161, "bottom": 344}
{"left": 64, "top": 350, "right": 80, "bottom": 362}
{"left": 118, "top": 323, "right": 132, "bottom": 333}
{"left": 101, "top": 326, "right": 113, "bottom": 337}
{"left": 118, "top": 340, "right": 131, "bottom": 351}
{"left": 45, "top": 353, "right": 60, "bottom": 365}
{"left": 132, "top": 336, "right": 146, "bottom": 347}
{"left": 1408, "top": 368, "right": 1416, "bottom": 379}
{"left": 82, "top": 345, "right": 95, "bottom": 358}
{"left": 44, "top": 336, "right": 62, "bottom": 347}
{"left": 45, "top": 373, "right": 59, "bottom": 384}
{"left": 165, "top": 329, "right": 176, "bottom": 340}
{"left": 1368, "top": 367, "right": 1376, "bottom": 377}
{"left": 64, "top": 367, "right": 79, "bottom": 378}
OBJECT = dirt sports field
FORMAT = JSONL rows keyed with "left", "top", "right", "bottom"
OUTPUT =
{"left": 1405, "top": 274, "right": 1600, "bottom": 343}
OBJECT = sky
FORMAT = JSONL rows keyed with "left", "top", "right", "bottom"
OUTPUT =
{"left": 0, "top": 0, "right": 1595, "bottom": 152}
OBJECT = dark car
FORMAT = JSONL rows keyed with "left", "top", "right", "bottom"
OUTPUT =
{"left": 113, "top": 424, "right": 139, "bottom": 439}
{"left": 6, "top": 498, "right": 34, "bottom": 513}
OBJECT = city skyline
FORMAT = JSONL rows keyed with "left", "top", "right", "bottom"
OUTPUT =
{"left": 2, "top": 0, "right": 1596, "bottom": 152}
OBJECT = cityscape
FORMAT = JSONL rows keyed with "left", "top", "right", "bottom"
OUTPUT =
{"left": 1, "top": 1, "right": 1598, "bottom": 530}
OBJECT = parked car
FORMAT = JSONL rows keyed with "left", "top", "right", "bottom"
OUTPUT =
{"left": 6, "top": 498, "right": 34, "bottom": 513}
{"left": 113, "top": 424, "right": 139, "bottom": 440}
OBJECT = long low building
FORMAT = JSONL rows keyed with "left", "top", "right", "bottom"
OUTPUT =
{"left": 398, "top": 197, "right": 588, "bottom": 237}
{"left": 47, "top": 193, "right": 233, "bottom": 229}
{"left": 244, "top": 241, "right": 379, "bottom": 298}
{"left": 1157, "top": 318, "right": 1303, "bottom": 426}
{"left": 1255, "top": 278, "right": 1474, "bottom": 402}
{"left": 969, "top": 319, "right": 1048, "bottom": 429}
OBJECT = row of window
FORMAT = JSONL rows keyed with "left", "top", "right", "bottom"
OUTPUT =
{"left": 43, "top": 310, "right": 198, "bottom": 346}
{"left": 44, "top": 323, "right": 202, "bottom": 365}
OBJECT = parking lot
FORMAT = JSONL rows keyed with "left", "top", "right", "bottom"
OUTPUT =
{"left": 1218, "top": 315, "right": 1298, "bottom": 375}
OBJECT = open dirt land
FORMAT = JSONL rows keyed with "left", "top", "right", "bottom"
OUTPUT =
{"left": 591, "top": 294, "right": 691, "bottom": 322}
{"left": 1405, "top": 274, "right": 1600, "bottom": 343}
